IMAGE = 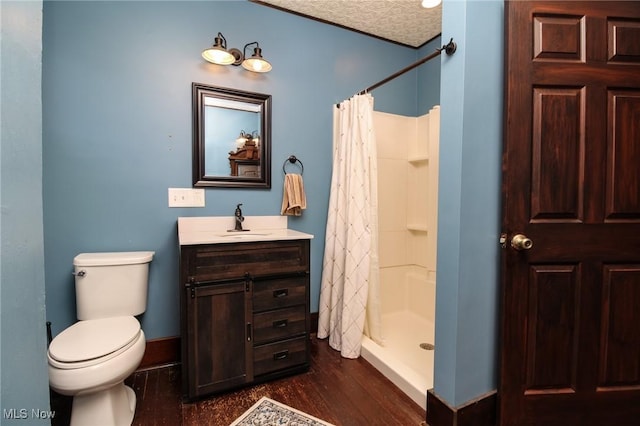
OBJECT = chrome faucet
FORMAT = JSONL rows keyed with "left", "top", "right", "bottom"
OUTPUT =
{"left": 231, "top": 203, "right": 248, "bottom": 232}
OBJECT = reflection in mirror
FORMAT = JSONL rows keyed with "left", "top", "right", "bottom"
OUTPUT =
{"left": 203, "top": 98, "right": 261, "bottom": 176}
{"left": 192, "top": 83, "right": 271, "bottom": 188}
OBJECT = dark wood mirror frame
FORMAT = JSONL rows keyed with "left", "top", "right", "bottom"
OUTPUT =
{"left": 192, "top": 83, "right": 272, "bottom": 188}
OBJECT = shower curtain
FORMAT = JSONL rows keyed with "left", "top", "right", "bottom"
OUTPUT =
{"left": 318, "top": 94, "right": 383, "bottom": 359}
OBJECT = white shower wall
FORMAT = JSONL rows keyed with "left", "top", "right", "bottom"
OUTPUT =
{"left": 375, "top": 107, "right": 439, "bottom": 322}
{"left": 362, "top": 107, "right": 440, "bottom": 407}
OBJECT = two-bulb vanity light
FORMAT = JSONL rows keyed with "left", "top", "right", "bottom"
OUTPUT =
{"left": 202, "top": 32, "right": 272, "bottom": 73}
{"left": 235, "top": 130, "right": 260, "bottom": 149}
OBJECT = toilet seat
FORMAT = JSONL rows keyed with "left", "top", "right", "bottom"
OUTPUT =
{"left": 48, "top": 316, "right": 141, "bottom": 370}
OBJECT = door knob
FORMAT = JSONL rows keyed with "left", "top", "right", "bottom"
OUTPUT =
{"left": 511, "top": 234, "right": 533, "bottom": 250}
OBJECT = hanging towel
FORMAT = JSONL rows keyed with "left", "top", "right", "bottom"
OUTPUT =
{"left": 281, "top": 173, "right": 307, "bottom": 216}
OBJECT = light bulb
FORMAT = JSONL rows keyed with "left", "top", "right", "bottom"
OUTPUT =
{"left": 242, "top": 58, "right": 272, "bottom": 73}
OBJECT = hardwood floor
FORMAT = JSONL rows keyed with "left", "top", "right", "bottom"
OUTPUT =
{"left": 51, "top": 336, "right": 426, "bottom": 425}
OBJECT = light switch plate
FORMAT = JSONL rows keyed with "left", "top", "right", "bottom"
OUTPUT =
{"left": 168, "top": 188, "right": 205, "bottom": 207}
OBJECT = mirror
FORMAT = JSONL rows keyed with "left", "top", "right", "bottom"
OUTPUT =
{"left": 192, "top": 83, "right": 272, "bottom": 188}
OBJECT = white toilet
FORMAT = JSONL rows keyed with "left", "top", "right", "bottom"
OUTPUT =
{"left": 48, "top": 251, "right": 154, "bottom": 426}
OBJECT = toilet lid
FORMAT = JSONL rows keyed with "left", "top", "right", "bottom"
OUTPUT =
{"left": 49, "top": 316, "right": 140, "bottom": 363}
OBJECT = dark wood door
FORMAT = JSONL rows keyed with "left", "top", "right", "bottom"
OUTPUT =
{"left": 500, "top": 2, "right": 640, "bottom": 425}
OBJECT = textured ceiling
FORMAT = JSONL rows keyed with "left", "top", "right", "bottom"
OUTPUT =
{"left": 252, "top": 0, "right": 442, "bottom": 48}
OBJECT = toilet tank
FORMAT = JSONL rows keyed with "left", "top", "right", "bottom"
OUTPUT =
{"left": 73, "top": 251, "right": 155, "bottom": 320}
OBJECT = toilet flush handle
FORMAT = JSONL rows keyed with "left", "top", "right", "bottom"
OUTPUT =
{"left": 72, "top": 270, "right": 86, "bottom": 277}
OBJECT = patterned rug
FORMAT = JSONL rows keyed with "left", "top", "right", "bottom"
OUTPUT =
{"left": 229, "top": 397, "right": 334, "bottom": 426}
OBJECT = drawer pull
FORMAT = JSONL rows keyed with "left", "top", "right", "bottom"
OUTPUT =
{"left": 273, "top": 350, "right": 289, "bottom": 361}
{"left": 272, "top": 319, "right": 288, "bottom": 329}
{"left": 273, "top": 289, "right": 289, "bottom": 298}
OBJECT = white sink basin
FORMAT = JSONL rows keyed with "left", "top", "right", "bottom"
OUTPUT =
{"left": 218, "top": 232, "right": 273, "bottom": 237}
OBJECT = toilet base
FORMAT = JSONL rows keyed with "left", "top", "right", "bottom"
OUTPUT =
{"left": 70, "top": 382, "right": 136, "bottom": 426}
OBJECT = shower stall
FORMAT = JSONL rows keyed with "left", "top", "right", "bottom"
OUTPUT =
{"left": 361, "top": 105, "right": 440, "bottom": 408}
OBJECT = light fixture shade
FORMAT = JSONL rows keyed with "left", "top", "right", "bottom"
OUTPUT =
{"left": 251, "top": 131, "right": 260, "bottom": 148}
{"left": 242, "top": 47, "right": 272, "bottom": 73}
{"left": 235, "top": 131, "right": 249, "bottom": 148}
{"left": 421, "top": 0, "right": 441, "bottom": 8}
{"left": 202, "top": 34, "right": 235, "bottom": 65}
{"left": 202, "top": 47, "right": 235, "bottom": 65}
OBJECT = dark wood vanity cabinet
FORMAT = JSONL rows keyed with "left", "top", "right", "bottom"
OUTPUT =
{"left": 179, "top": 239, "right": 311, "bottom": 401}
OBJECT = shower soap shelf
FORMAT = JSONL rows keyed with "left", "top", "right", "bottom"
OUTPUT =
{"left": 408, "top": 155, "right": 429, "bottom": 163}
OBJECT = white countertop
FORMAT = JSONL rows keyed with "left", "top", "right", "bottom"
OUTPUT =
{"left": 178, "top": 216, "right": 314, "bottom": 245}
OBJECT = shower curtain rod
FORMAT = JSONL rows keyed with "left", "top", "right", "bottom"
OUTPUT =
{"left": 356, "top": 38, "right": 457, "bottom": 96}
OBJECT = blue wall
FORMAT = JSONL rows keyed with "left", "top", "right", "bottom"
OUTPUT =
{"left": 1, "top": 0, "right": 51, "bottom": 422}
{"left": 435, "top": 0, "right": 504, "bottom": 406}
{"left": 418, "top": 36, "right": 443, "bottom": 114}
{"left": 42, "top": 0, "right": 420, "bottom": 340}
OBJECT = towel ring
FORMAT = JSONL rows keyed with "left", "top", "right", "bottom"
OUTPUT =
{"left": 283, "top": 155, "right": 304, "bottom": 175}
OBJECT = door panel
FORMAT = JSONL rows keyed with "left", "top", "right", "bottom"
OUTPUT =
{"left": 599, "top": 265, "right": 640, "bottom": 388}
{"left": 500, "top": 2, "right": 640, "bottom": 425}
{"left": 607, "top": 20, "right": 640, "bottom": 62}
{"left": 525, "top": 264, "right": 580, "bottom": 392}
{"left": 607, "top": 91, "right": 640, "bottom": 219}
{"left": 531, "top": 87, "right": 585, "bottom": 221}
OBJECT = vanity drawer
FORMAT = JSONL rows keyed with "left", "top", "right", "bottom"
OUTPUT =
{"left": 253, "top": 336, "right": 307, "bottom": 377}
{"left": 253, "top": 306, "right": 306, "bottom": 344}
{"left": 182, "top": 240, "right": 309, "bottom": 282}
{"left": 253, "top": 276, "right": 307, "bottom": 312}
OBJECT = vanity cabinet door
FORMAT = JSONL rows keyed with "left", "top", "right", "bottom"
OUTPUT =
{"left": 184, "top": 280, "right": 253, "bottom": 399}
